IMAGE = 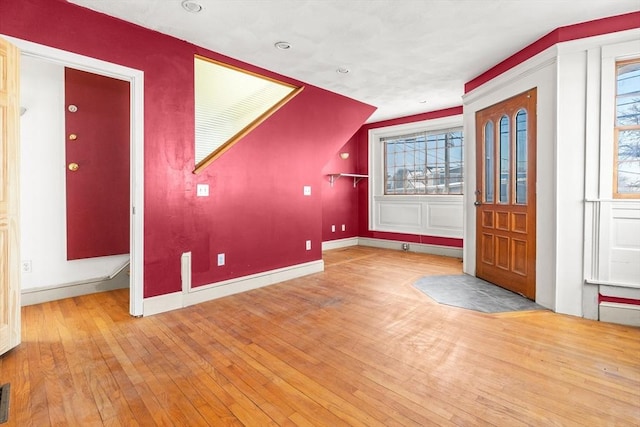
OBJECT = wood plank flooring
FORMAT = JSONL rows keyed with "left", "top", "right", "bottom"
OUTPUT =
{"left": 1, "top": 246, "right": 639, "bottom": 426}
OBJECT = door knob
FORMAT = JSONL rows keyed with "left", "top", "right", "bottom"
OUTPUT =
{"left": 68, "top": 162, "right": 79, "bottom": 172}
{"left": 474, "top": 201, "right": 482, "bottom": 206}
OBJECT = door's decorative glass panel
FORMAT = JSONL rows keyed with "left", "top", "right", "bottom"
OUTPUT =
{"left": 484, "top": 121, "right": 494, "bottom": 203}
{"left": 515, "top": 109, "right": 527, "bottom": 204}
{"left": 499, "top": 115, "right": 510, "bottom": 204}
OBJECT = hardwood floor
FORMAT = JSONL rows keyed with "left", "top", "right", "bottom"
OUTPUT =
{"left": 2, "top": 246, "right": 639, "bottom": 426}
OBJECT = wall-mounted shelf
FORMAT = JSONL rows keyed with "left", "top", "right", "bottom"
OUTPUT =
{"left": 328, "top": 173, "right": 368, "bottom": 188}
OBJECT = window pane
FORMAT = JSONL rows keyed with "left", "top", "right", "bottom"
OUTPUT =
{"left": 615, "top": 60, "right": 640, "bottom": 198}
{"left": 515, "top": 110, "right": 527, "bottom": 204}
{"left": 499, "top": 115, "right": 510, "bottom": 203}
{"left": 383, "top": 127, "right": 463, "bottom": 195}
{"left": 484, "top": 121, "right": 494, "bottom": 203}
{"left": 617, "top": 95, "right": 640, "bottom": 126}
{"left": 617, "top": 129, "right": 640, "bottom": 194}
{"left": 617, "top": 62, "right": 640, "bottom": 96}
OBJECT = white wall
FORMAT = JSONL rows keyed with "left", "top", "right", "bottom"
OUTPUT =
{"left": 20, "top": 55, "right": 129, "bottom": 290}
{"left": 463, "top": 53, "right": 558, "bottom": 311}
{"left": 463, "top": 28, "right": 640, "bottom": 319}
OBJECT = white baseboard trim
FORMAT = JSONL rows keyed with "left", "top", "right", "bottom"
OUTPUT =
{"left": 599, "top": 302, "right": 640, "bottom": 327}
{"left": 143, "top": 291, "right": 183, "bottom": 316}
{"left": 357, "top": 237, "right": 463, "bottom": 258}
{"left": 143, "top": 259, "right": 325, "bottom": 316}
{"left": 22, "top": 269, "right": 129, "bottom": 306}
{"left": 322, "top": 237, "right": 359, "bottom": 251}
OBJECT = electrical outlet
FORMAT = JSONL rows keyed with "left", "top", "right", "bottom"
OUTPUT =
{"left": 303, "top": 186, "right": 311, "bottom": 196}
{"left": 305, "top": 240, "right": 311, "bottom": 251}
{"left": 341, "top": 224, "right": 346, "bottom": 231}
{"left": 217, "top": 253, "right": 225, "bottom": 266}
{"left": 22, "top": 260, "right": 32, "bottom": 273}
{"left": 196, "top": 184, "right": 209, "bottom": 197}
{"left": 331, "top": 225, "right": 336, "bottom": 232}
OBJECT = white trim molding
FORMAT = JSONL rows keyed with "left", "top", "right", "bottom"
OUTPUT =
{"left": 358, "top": 237, "right": 463, "bottom": 259}
{"left": 3, "top": 34, "right": 145, "bottom": 317}
{"left": 322, "top": 237, "right": 359, "bottom": 251}
{"left": 22, "top": 266, "right": 130, "bottom": 306}
{"left": 143, "top": 258, "right": 325, "bottom": 316}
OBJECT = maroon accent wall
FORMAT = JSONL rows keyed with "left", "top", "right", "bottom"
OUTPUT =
{"left": 321, "top": 135, "right": 361, "bottom": 242}
{"left": 1, "top": 0, "right": 375, "bottom": 297}
{"left": 355, "top": 107, "right": 465, "bottom": 249}
{"left": 465, "top": 11, "right": 640, "bottom": 93}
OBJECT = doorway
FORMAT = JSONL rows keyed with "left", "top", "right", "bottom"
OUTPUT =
{"left": 4, "top": 35, "right": 144, "bottom": 316}
{"left": 474, "top": 88, "right": 537, "bottom": 299}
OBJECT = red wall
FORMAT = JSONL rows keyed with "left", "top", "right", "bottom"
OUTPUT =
{"left": 321, "top": 134, "right": 361, "bottom": 242}
{"left": 1, "top": 0, "right": 375, "bottom": 297}
{"left": 355, "top": 107, "right": 465, "bottom": 249}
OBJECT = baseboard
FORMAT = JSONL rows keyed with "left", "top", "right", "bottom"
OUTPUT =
{"left": 599, "top": 302, "right": 640, "bottom": 327}
{"left": 357, "top": 237, "right": 463, "bottom": 258}
{"left": 143, "top": 259, "right": 325, "bottom": 316}
{"left": 322, "top": 237, "right": 359, "bottom": 251}
{"left": 21, "top": 265, "right": 130, "bottom": 306}
{"left": 143, "top": 291, "right": 183, "bottom": 316}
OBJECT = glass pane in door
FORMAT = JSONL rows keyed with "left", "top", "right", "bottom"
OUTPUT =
{"left": 499, "top": 115, "right": 510, "bottom": 204}
{"left": 515, "top": 109, "right": 527, "bottom": 204}
{"left": 484, "top": 121, "right": 494, "bottom": 203}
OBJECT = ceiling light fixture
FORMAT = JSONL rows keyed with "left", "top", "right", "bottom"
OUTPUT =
{"left": 274, "top": 41, "right": 292, "bottom": 50}
{"left": 336, "top": 67, "right": 350, "bottom": 74}
{"left": 181, "top": 0, "right": 203, "bottom": 13}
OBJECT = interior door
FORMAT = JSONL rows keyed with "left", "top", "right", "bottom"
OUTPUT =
{"left": 65, "top": 68, "right": 130, "bottom": 260}
{"left": 475, "top": 88, "right": 537, "bottom": 299}
{"left": 0, "top": 37, "right": 21, "bottom": 356}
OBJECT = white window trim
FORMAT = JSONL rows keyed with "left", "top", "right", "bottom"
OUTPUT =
{"left": 368, "top": 114, "right": 463, "bottom": 238}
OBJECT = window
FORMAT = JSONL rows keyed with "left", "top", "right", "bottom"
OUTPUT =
{"left": 194, "top": 56, "right": 302, "bottom": 173}
{"left": 382, "top": 127, "right": 463, "bottom": 195}
{"left": 614, "top": 59, "right": 640, "bottom": 198}
{"left": 368, "top": 115, "right": 463, "bottom": 237}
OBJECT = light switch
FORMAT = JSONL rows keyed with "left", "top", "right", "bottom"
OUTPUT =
{"left": 196, "top": 184, "right": 209, "bottom": 197}
{"left": 303, "top": 186, "right": 311, "bottom": 196}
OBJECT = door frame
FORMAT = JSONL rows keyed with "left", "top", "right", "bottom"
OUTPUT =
{"left": 2, "top": 35, "right": 145, "bottom": 316}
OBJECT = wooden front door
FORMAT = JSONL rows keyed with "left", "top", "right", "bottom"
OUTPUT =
{"left": 475, "top": 88, "right": 537, "bottom": 299}
{"left": 0, "top": 37, "right": 21, "bottom": 356}
{"left": 65, "top": 68, "right": 130, "bottom": 260}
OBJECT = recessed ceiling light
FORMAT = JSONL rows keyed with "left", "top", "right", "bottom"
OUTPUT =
{"left": 336, "top": 67, "right": 350, "bottom": 74}
{"left": 181, "top": 0, "right": 203, "bottom": 13}
{"left": 274, "top": 41, "right": 292, "bottom": 50}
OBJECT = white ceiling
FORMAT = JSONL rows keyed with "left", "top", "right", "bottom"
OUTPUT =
{"left": 67, "top": 0, "right": 639, "bottom": 123}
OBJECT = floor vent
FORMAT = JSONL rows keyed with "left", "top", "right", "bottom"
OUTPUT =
{"left": 0, "top": 383, "right": 9, "bottom": 424}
